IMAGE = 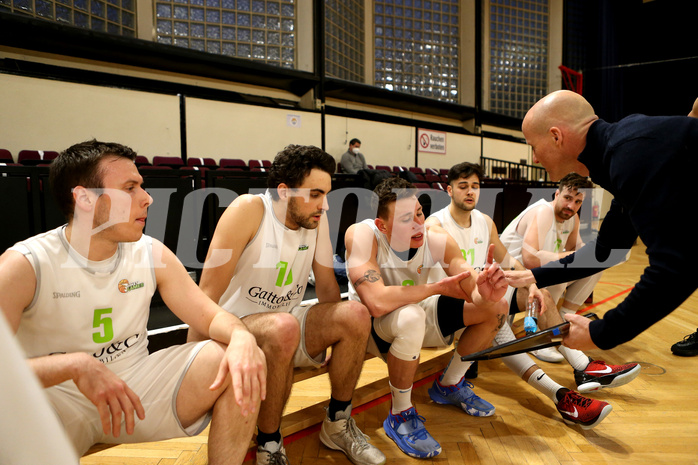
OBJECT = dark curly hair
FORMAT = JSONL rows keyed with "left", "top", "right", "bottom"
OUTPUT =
{"left": 267, "top": 145, "right": 336, "bottom": 199}
{"left": 447, "top": 162, "right": 483, "bottom": 184}
{"left": 373, "top": 176, "right": 417, "bottom": 219}
{"left": 558, "top": 172, "right": 593, "bottom": 192}
{"left": 50, "top": 139, "right": 137, "bottom": 220}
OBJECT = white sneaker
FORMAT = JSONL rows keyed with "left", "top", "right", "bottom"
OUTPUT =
{"left": 319, "top": 406, "right": 386, "bottom": 465}
{"left": 256, "top": 440, "right": 289, "bottom": 465}
{"left": 531, "top": 346, "right": 565, "bottom": 363}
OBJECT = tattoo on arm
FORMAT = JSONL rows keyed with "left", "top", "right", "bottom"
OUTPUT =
{"left": 354, "top": 269, "right": 382, "bottom": 288}
{"left": 493, "top": 313, "right": 506, "bottom": 333}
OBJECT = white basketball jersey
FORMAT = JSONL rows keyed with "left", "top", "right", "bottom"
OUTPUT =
{"left": 11, "top": 226, "right": 155, "bottom": 373}
{"left": 218, "top": 190, "right": 318, "bottom": 317}
{"left": 430, "top": 207, "right": 491, "bottom": 268}
{"left": 500, "top": 198, "right": 576, "bottom": 263}
{"left": 348, "top": 219, "right": 439, "bottom": 302}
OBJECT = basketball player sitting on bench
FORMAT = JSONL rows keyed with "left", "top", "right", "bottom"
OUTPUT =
{"left": 189, "top": 145, "right": 386, "bottom": 465}
{"left": 344, "top": 176, "right": 508, "bottom": 459}
{"left": 498, "top": 172, "right": 640, "bottom": 391}
{"left": 0, "top": 140, "right": 266, "bottom": 464}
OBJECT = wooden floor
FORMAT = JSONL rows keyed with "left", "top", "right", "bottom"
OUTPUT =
{"left": 82, "top": 242, "right": 698, "bottom": 465}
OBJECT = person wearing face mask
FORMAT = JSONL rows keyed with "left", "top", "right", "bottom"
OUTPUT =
{"left": 340, "top": 138, "right": 368, "bottom": 174}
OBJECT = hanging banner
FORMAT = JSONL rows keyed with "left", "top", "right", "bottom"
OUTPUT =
{"left": 417, "top": 128, "right": 447, "bottom": 154}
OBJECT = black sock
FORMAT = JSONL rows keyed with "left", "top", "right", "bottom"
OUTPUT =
{"left": 256, "top": 429, "right": 282, "bottom": 447}
{"left": 556, "top": 388, "right": 571, "bottom": 402}
{"left": 328, "top": 397, "right": 352, "bottom": 420}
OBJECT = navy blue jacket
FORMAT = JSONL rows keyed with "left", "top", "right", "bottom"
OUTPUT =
{"left": 532, "top": 114, "right": 698, "bottom": 349}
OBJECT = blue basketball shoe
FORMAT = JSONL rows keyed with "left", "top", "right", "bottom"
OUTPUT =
{"left": 428, "top": 374, "right": 496, "bottom": 417}
{"left": 383, "top": 407, "right": 441, "bottom": 459}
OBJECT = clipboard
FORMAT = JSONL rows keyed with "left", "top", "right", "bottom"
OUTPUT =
{"left": 460, "top": 312, "right": 599, "bottom": 361}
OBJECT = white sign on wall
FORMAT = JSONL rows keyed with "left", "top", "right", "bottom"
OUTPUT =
{"left": 287, "top": 114, "right": 301, "bottom": 128}
{"left": 417, "top": 128, "right": 447, "bottom": 154}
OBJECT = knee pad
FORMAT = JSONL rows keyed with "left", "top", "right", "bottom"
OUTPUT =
{"left": 384, "top": 304, "right": 426, "bottom": 362}
{"left": 493, "top": 321, "right": 517, "bottom": 346}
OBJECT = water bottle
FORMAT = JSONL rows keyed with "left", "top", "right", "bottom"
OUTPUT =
{"left": 524, "top": 300, "right": 539, "bottom": 336}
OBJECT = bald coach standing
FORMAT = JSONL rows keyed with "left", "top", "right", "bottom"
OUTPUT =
{"left": 503, "top": 90, "right": 698, "bottom": 351}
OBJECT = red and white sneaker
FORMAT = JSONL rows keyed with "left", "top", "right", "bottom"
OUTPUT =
{"left": 556, "top": 390, "right": 613, "bottom": 430}
{"left": 574, "top": 359, "right": 641, "bottom": 393}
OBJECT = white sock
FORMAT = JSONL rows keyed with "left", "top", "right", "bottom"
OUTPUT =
{"left": 558, "top": 346, "right": 591, "bottom": 371}
{"left": 389, "top": 381, "right": 413, "bottom": 414}
{"left": 526, "top": 369, "right": 564, "bottom": 404}
{"left": 440, "top": 352, "right": 473, "bottom": 385}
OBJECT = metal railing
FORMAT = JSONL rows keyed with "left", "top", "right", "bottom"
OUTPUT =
{"left": 481, "top": 157, "right": 550, "bottom": 184}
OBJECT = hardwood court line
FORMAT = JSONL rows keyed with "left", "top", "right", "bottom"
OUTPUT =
{"left": 243, "top": 372, "right": 443, "bottom": 461}
{"left": 577, "top": 285, "right": 634, "bottom": 314}
{"left": 597, "top": 281, "right": 633, "bottom": 287}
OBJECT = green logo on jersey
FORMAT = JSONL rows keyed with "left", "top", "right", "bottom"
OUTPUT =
{"left": 275, "top": 261, "right": 293, "bottom": 287}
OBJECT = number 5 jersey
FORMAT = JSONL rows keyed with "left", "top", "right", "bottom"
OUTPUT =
{"left": 10, "top": 225, "right": 156, "bottom": 372}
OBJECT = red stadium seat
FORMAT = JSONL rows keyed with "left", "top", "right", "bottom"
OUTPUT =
{"left": 134, "top": 156, "right": 151, "bottom": 167}
{"left": 42, "top": 151, "right": 59, "bottom": 162}
{"left": 152, "top": 156, "right": 184, "bottom": 168}
{"left": 139, "top": 165, "right": 172, "bottom": 170}
{"left": 0, "top": 149, "right": 14, "bottom": 163}
{"left": 187, "top": 157, "right": 218, "bottom": 168}
{"left": 17, "top": 150, "right": 40, "bottom": 164}
{"left": 17, "top": 150, "right": 59, "bottom": 165}
{"left": 219, "top": 158, "right": 247, "bottom": 169}
{"left": 248, "top": 159, "right": 271, "bottom": 171}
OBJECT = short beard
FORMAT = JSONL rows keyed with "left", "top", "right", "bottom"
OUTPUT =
{"left": 454, "top": 199, "right": 475, "bottom": 212}
{"left": 288, "top": 198, "right": 321, "bottom": 229}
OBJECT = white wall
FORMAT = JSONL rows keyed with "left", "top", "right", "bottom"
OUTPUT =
{"left": 326, "top": 115, "right": 492, "bottom": 172}
{"left": 0, "top": 73, "right": 530, "bottom": 170}
{"left": 0, "top": 73, "right": 181, "bottom": 158}
{"left": 418, "top": 132, "right": 482, "bottom": 171}
{"left": 185, "top": 98, "right": 322, "bottom": 162}
{"left": 325, "top": 115, "right": 415, "bottom": 169}
{"left": 482, "top": 137, "right": 530, "bottom": 164}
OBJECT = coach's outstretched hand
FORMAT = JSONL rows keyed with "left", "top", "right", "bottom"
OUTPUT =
{"left": 503, "top": 269, "right": 536, "bottom": 288}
